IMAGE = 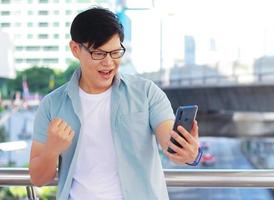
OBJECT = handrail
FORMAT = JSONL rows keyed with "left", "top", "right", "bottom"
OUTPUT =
{"left": 0, "top": 168, "right": 57, "bottom": 186}
{"left": 0, "top": 168, "right": 274, "bottom": 188}
{"left": 164, "top": 169, "right": 274, "bottom": 188}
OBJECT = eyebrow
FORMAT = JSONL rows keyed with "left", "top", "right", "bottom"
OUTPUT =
{"left": 95, "top": 46, "right": 123, "bottom": 52}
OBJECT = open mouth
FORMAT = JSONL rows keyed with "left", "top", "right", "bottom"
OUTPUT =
{"left": 98, "top": 69, "right": 113, "bottom": 79}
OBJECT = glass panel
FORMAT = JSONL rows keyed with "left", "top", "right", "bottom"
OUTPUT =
{"left": 53, "top": 22, "right": 59, "bottom": 27}
{"left": 26, "top": 46, "right": 40, "bottom": 51}
{"left": 0, "top": 23, "right": 10, "bottom": 28}
{"left": 38, "top": 22, "right": 48, "bottom": 27}
{"left": 1, "top": 0, "right": 10, "bottom": 4}
{"left": 43, "top": 46, "right": 59, "bottom": 51}
{"left": 38, "top": 34, "right": 48, "bottom": 39}
{"left": 1, "top": 11, "right": 10, "bottom": 16}
{"left": 38, "top": 10, "right": 48, "bottom": 15}
{"left": 39, "top": 0, "right": 48, "bottom": 3}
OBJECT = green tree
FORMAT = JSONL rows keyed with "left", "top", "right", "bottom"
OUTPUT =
{"left": 8, "top": 66, "right": 55, "bottom": 96}
{"left": 55, "top": 60, "right": 79, "bottom": 87}
{"left": 7, "top": 60, "right": 79, "bottom": 97}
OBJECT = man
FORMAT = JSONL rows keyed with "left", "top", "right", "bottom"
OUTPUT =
{"left": 29, "top": 7, "right": 201, "bottom": 200}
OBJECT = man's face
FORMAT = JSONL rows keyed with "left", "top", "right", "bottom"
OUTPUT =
{"left": 75, "top": 34, "right": 123, "bottom": 93}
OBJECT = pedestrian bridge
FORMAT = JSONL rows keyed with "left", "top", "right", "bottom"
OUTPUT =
{"left": 163, "top": 83, "right": 274, "bottom": 113}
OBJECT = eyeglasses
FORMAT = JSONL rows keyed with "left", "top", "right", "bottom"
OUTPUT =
{"left": 79, "top": 43, "right": 126, "bottom": 60}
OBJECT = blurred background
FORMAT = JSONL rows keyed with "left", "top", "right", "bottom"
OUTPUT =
{"left": 1, "top": 0, "right": 274, "bottom": 199}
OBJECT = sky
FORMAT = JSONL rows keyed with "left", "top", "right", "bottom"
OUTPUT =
{"left": 1, "top": 0, "right": 274, "bottom": 75}
{"left": 126, "top": 0, "right": 274, "bottom": 73}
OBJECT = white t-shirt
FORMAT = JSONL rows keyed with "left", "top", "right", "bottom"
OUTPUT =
{"left": 69, "top": 87, "right": 123, "bottom": 200}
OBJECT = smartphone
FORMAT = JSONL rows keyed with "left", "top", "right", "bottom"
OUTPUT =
{"left": 167, "top": 105, "right": 198, "bottom": 154}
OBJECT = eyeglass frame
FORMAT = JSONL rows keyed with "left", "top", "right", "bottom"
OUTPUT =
{"left": 79, "top": 43, "right": 126, "bottom": 60}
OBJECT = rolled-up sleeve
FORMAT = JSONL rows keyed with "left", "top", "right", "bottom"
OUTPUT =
{"left": 147, "top": 81, "right": 175, "bottom": 132}
{"left": 32, "top": 96, "right": 51, "bottom": 143}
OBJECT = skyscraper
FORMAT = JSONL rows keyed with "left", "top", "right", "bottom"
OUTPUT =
{"left": 184, "top": 35, "right": 196, "bottom": 65}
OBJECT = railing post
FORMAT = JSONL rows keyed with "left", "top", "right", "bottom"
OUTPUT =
{"left": 26, "top": 186, "right": 38, "bottom": 200}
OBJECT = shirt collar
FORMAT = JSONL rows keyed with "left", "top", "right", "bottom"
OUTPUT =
{"left": 65, "top": 67, "right": 125, "bottom": 95}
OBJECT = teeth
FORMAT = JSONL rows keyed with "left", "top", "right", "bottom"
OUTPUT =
{"left": 99, "top": 70, "right": 111, "bottom": 74}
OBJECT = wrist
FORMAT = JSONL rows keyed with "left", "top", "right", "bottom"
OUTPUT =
{"left": 44, "top": 143, "right": 60, "bottom": 159}
{"left": 186, "top": 147, "right": 203, "bottom": 166}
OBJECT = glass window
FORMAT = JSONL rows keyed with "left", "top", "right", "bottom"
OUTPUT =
{"left": 28, "top": 11, "right": 33, "bottom": 15}
{"left": 65, "top": 10, "right": 72, "bottom": 15}
{"left": 15, "top": 22, "right": 21, "bottom": 27}
{"left": 65, "top": 22, "right": 70, "bottom": 27}
{"left": 54, "top": 10, "right": 59, "bottom": 15}
{"left": 27, "top": 34, "right": 33, "bottom": 39}
{"left": 43, "top": 46, "right": 59, "bottom": 51}
{"left": 1, "top": 0, "right": 10, "bottom": 3}
{"left": 38, "top": 22, "right": 48, "bottom": 27}
{"left": 15, "top": 58, "right": 23, "bottom": 63}
{"left": 38, "top": 10, "right": 48, "bottom": 15}
{"left": 15, "top": 46, "right": 24, "bottom": 51}
{"left": 53, "top": 34, "right": 59, "bottom": 39}
{"left": 39, "top": 0, "right": 48, "bottom": 3}
{"left": 26, "top": 58, "right": 40, "bottom": 64}
{"left": 26, "top": 46, "right": 40, "bottom": 51}
{"left": 43, "top": 58, "right": 59, "bottom": 63}
{"left": 1, "top": 11, "right": 10, "bottom": 15}
{"left": 38, "top": 34, "right": 48, "bottom": 39}
{"left": 27, "top": 22, "right": 33, "bottom": 27}
{"left": 0, "top": 23, "right": 10, "bottom": 28}
{"left": 53, "top": 22, "right": 59, "bottom": 27}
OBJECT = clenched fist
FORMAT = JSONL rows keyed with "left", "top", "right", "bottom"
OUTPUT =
{"left": 46, "top": 118, "right": 75, "bottom": 156}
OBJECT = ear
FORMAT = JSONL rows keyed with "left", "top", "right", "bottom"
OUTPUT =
{"left": 69, "top": 40, "right": 80, "bottom": 59}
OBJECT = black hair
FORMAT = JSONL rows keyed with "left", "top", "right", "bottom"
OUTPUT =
{"left": 70, "top": 7, "right": 124, "bottom": 49}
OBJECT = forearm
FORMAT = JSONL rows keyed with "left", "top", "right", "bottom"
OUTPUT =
{"left": 29, "top": 150, "right": 59, "bottom": 187}
{"left": 155, "top": 120, "right": 174, "bottom": 150}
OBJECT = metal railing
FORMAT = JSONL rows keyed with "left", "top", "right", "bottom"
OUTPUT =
{"left": 0, "top": 168, "right": 274, "bottom": 199}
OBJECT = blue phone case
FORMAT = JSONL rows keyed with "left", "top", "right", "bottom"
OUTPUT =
{"left": 167, "top": 105, "right": 198, "bottom": 154}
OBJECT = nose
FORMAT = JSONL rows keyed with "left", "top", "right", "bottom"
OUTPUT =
{"left": 101, "top": 53, "right": 113, "bottom": 66}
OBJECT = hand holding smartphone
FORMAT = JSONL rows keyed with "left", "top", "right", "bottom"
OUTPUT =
{"left": 167, "top": 105, "right": 198, "bottom": 154}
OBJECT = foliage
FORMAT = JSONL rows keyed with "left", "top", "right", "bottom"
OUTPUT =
{"left": 7, "top": 61, "right": 80, "bottom": 97}
{"left": 0, "top": 106, "right": 4, "bottom": 113}
{"left": 0, "top": 187, "right": 14, "bottom": 200}
{"left": 38, "top": 186, "right": 57, "bottom": 200}
{"left": 7, "top": 66, "right": 55, "bottom": 96}
{"left": 0, "top": 186, "right": 57, "bottom": 199}
{"left": 9, "top": 187, "right": 27, "bottom": 198}
{"left": 55, "top": 60, "right": 80, "bottom": 88}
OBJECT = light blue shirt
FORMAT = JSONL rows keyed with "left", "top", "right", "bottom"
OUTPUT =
{"left": 33, "top": 68, "right": 175, "bottom": 200}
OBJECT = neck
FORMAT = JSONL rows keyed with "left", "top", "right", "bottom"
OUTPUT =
{"left": 79, "top": 77, "right": 113, "bottom": 94}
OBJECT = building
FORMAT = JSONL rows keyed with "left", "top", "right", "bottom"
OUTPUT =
{"left": 0, "top": 0, "right": 115, "bottom": 73}
{"left": 253, "top": 56, "right": 274, "bottom": 83}
{"left": 184, "top": 35, "right": 196, "bottom": 65}
{"left": 0, "top": 30, "right": 13, "bottom": 78}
